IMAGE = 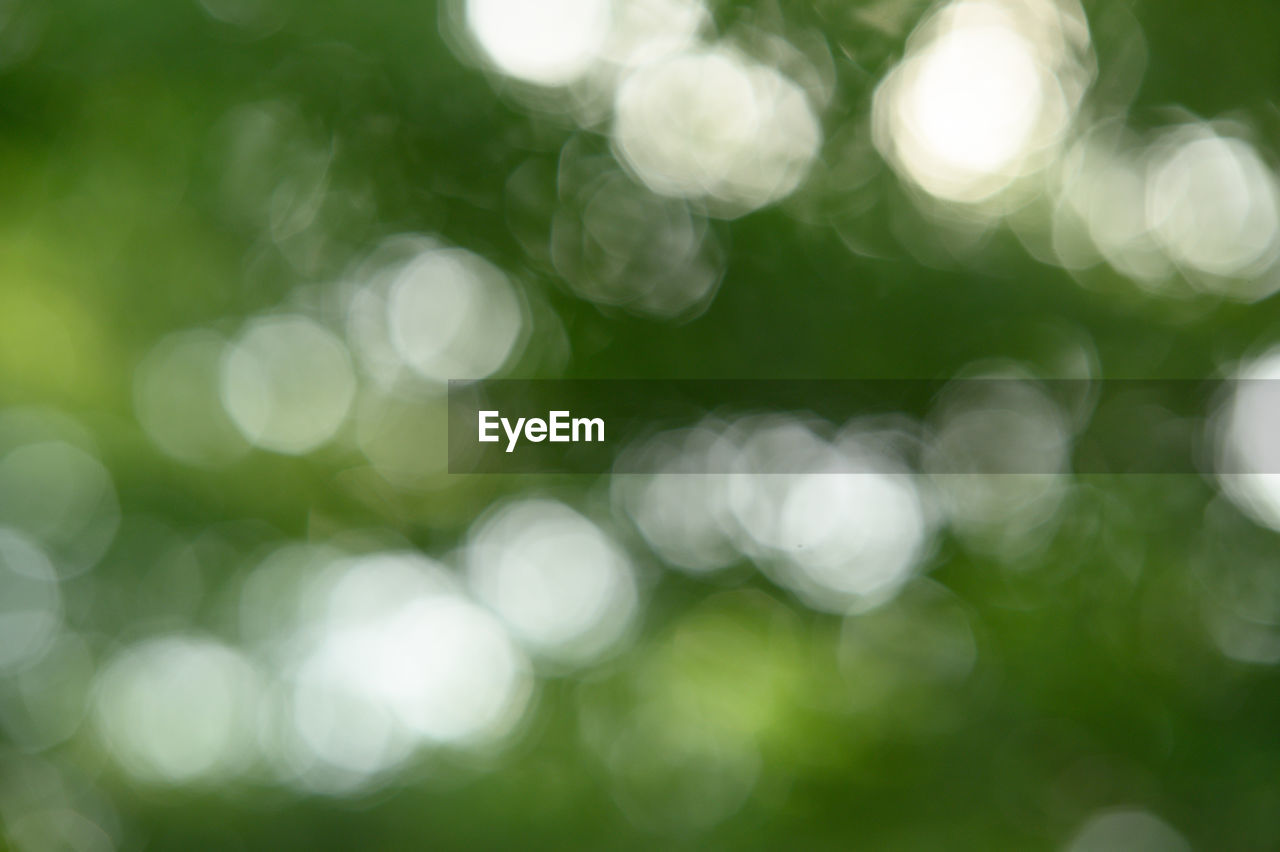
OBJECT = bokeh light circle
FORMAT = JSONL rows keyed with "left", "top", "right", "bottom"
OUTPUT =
{"left": 221, "top": 314, "right": 356, "bottom": 454}
{"left": 467, "top": 499, "right": 638, "bottom": 664}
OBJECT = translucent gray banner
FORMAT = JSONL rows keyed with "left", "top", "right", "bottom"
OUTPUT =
{"left": 447, "top": 379, "right": 1276, "bottom": 475}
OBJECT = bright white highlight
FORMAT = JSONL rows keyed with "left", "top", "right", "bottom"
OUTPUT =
{"left": 1216, "top": 349, "right": 1280, "bottom": 531}
{"left": 461, "top": 0, "right": 707, "bottom": 90}
{"left": 873, "top": 0, "right": 1092, "bottom": 204}
{"left": 465, "top": 0, "right": 611, "bottom": 86}
{"left": 221, "top": 315, "right": 356, "bottom": 454}
{"left": 600, "top": 0, "right": 707, "bottom": 72}
{"left": 467, "top": 499, "right": 638, "bottom": 663}
{"left": 94, "top": 636, "right": 262, "bottom": 784}
{"left": 904, "top": 28, "right": 1043, "bottom": 176}
{"left": 612, "top": 46, "right": 821, "bottom": 214}
{"left": 275, "top": 552, "right": 531, "bottom": 791}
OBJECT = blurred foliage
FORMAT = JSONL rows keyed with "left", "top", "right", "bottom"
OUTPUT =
{"left": 4, "top": 0, "right": 1280, "bottom": 850}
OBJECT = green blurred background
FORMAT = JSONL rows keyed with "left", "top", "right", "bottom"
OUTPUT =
{"left": 4, "top": 0, "right": 1280, "bottom": 849}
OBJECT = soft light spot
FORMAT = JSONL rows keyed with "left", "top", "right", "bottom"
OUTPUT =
{"left": 924, "top": 374, "right": 1071, "bottom": 558}
{"left": 276, "top": 552, "right": 531, "bottom": 792}
{"left": 0, "top": 442, "right": 118, "bottom": 576}
{"left": 612, "top": 423, "right": 741, "bottom": 573}
{"left": 612, "top": 46, "right": 821, "bottom": 214}
{"left": 221, "top": 314, "right": 356, "bottom": 454}
{"left": 1148, "top": 126, "right": 1280, "bottom": 295}
{"left": 1065, "top": 809, "right": 1190, "bottom": 852}
{"left": 346, "top": 241, "right": 523, "bottom": 388}
{"left": 134, "top": 329, "right": 249, "bottom": 467}
{"left": 0, "top": 529, "right": 61, "bottom": 674}
{"left": 94, "top": 636, "right": 262, "bottom": 784}
{"left": 726, "top": 417, "right": 932, "bottom": 612}
{"left": 468, "top": 499, "right": 638, "bottom": 663}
